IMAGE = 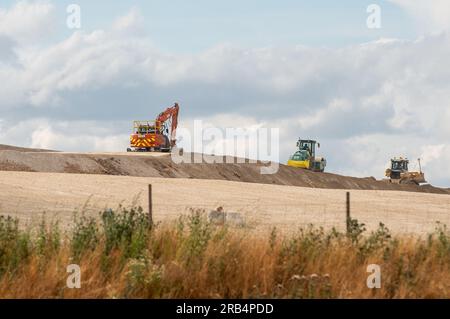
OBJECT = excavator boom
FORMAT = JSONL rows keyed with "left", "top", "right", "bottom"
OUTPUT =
{"left": 156, "top": 103, "right": 179, "bottom": 147}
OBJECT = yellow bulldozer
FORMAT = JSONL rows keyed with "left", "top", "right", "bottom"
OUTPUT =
{"left": 384, "top": 157, "right": 426, "bottom": 185}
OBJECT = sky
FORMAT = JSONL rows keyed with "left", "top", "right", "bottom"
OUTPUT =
{"left": 1, "top": 0, "right": 450, "bottom": 186}
{"left": 0, "top": 0, "right": 418, "bottom": 50}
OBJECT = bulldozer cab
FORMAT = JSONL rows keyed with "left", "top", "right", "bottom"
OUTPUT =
{"left": 388, "top": 158, "right": 409, "bottom": 180}
{"left": 391, "top": 158, "right": 409, "bottom": 172}
{"left": 385, "top": 157, "right": 426, "bottom": 185}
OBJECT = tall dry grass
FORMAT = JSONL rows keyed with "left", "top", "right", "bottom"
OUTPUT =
{"left": 0, "top": 209, "right": 448, "bottom": 299}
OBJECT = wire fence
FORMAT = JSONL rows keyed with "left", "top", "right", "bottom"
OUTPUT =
{"left": 148, "top": 193, "right": 450, "bottom": 236}
{"left": 4, "top": 186, "right": 450, "bottom": 236}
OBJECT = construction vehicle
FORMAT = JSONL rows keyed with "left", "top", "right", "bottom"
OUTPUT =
{"left": 127, "top": 103, "right": 179, "bottom": 152}
{"left": 287, "top": 139, "right": 326, "bottom": 172}
{"left": 384, "top": 157, "right": 426, "bottom": 185}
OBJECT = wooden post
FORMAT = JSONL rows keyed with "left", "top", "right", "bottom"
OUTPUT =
{"left": 148, "top": 184, "right": 153, "bottom": 228}
{"left": 346, "top": 191, "right": 351, "bottom": 234}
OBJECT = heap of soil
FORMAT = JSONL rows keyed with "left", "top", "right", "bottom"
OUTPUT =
{"left": 0, "top": 144, "right": 448, "bottom": 195}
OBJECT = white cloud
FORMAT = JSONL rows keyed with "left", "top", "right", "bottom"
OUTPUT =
{"left": 0, "top": 118, "right": 129, "bottom": 152}
{"left": 1, "top": 2, "right": 450, "bottom": 185}
{"left": 113, "top": 6, "right": 145, "bottom": 34}
{"left": 30, "top": 124, "right": 128, "bottom": 152}
{"left": 420, "top": 144, "right": 445, "bottom": 166}
{"left": 0, "top": 1, "right": 55, "bottom": 44}
{"left": 390, "top": 0, "right": 450, "bottom": 32}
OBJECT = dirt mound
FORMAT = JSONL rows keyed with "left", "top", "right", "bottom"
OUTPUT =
{"left": 0, "top": 145, "right": 448, "bottom": 194}
{"left": 0, "top": 144, "right": 55, "bottom": 152}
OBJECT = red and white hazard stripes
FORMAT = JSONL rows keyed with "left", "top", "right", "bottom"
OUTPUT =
{"left": 130, "top": 135, "right": 157, "bottom": 148}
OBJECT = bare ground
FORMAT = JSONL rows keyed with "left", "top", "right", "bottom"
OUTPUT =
{"left": 1, "top": 144, "right": 449, "bottom": 234}
{"left": 0, "top": 145, "right": 448, "bottom": 194}
{"left": 0, "top": 171, "right": 449, "bottom": 235}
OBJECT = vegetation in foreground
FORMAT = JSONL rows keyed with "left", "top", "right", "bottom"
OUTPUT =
{"left": 0, "top": 208, "right": 449, "bottom": 298}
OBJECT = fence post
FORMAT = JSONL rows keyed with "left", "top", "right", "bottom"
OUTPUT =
{"left": 346, "top": 191, "right": 351, "bottom": 234}
{"left": 148, "top": 184, "right": 153, "bottom": 228}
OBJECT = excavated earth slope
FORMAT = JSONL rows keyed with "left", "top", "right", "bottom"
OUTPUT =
{"left": 0, "top": 144, "right": 449, "bottom": 194}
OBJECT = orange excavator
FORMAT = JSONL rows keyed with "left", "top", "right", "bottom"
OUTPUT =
{"left": 127, "top": 103, "right": 180, "bottom": 152}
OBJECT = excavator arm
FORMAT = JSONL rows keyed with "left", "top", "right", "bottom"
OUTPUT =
{"left": 156, "top": 103, "right": 180, "bottom": 147}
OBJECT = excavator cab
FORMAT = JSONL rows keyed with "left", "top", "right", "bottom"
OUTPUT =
{"left": 136, "top": 122, "right": 157, "bottom": 135}
{"left": 128, "top": 103, "right": 179, "bottom": 153}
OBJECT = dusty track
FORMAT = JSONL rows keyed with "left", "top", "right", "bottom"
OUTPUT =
{"left": 0, "top": 171, "right": 449, "bottom": 235}
{"left": 0, "top": 145, "right": 448, "bottom": 194}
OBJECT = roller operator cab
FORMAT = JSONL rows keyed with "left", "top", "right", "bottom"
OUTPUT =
{"left": 287, "top": 139, "right": 326, "bottom": 172}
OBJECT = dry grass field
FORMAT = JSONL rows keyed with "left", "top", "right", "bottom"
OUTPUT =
{"left": 0, "top": 171, "right": 449, "bottom": 235}
{"left": 0, "top": 208, "right": 448, "bottom": 298}
{"left": 1, "top": 146, "right": 449, "bottom": 299}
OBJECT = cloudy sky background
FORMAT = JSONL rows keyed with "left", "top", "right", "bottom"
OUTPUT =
{"left": 1, "top": 0, "right": 450, "bottom": 186}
